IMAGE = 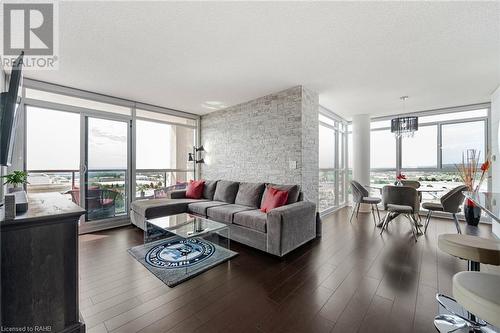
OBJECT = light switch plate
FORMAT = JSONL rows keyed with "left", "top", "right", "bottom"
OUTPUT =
{"left": 289, "top": 160, "right": 297, "bottom": 169}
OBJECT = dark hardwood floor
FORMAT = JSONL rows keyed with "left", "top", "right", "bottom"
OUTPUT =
{"left": 78, "top": 208, "right": 495, "bottom": 333}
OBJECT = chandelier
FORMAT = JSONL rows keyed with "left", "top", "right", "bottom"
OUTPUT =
{"left": 391, "top": 96, "right": 418, "bottom": 138}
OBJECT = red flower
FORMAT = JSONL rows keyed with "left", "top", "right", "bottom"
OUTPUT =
{"left": 396, "top": 173, "right": 407, "bottom": 180}
{"left": 481, "top": 161, "right": 490, "bottom": 172}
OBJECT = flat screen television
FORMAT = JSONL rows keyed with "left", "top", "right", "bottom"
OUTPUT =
{"left": 0, "top": 51, "right": 24, "bottom": 166}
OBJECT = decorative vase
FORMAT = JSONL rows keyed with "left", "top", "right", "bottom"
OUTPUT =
{"left": 395, "top": 180, "right": 403, "bottom": 186}
{"left": 464, "top": 199, "right": 481, "bottom": 227}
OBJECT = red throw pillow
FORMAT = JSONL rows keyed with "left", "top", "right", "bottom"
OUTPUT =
{"left": 260, "top": 187, "right": 289, "bottom": 213}
{"left": 186, "top": 180, "right": 205, "bottom": 199}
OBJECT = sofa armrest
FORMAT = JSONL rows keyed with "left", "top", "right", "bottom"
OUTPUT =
{"left": 169, "top": 190, "right": 186, "bottom": 199}
{"left": 266, "top": 201, "right": 317, "bottom": 257}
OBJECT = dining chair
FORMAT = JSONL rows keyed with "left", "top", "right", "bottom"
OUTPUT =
{"left": 349, "top": 180, "right": 381, "bottom": 225}
{"left": 380, "top": 185, "right": 421, "bottom": 241}
{"left": 422, "top": 185, "right": 467, "bottom": 234}
{"left": 395, "top": 180, "right": 423, "bottom": 205}
{"left": 394, "top": 180, "right": 421, "bottom": 189}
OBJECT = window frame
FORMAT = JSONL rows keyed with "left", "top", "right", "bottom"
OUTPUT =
{"left": 319, "top": 106, "right": 348, "bottom": 216}
{"left": 365, "top": 104, "right": 489, "bottom": 176}
{"left": 349, "top": 103, "right": 491, "bottom": 221}
{"left": 20, "top": 78, "right": 201, "bottom": 233}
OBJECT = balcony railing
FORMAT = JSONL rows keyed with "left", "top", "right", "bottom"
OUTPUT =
{"left": 135, "top": 169, "right": 193, "bottom": 198}
{"left": 27, "top": 169, "right": 194, "bottom": 203}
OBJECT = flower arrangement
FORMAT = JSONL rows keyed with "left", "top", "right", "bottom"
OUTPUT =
{"left": 396, "top": 173, "right": 407, "bottom": 181}
{"left": 455, "top": 149, "right": 490, "bottom": 193}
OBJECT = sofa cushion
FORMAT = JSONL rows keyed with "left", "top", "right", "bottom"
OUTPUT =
{"left": 234, "top": 182, "right": 265, "bottom": 208}
{"left": 206, "top": 204, "right": 254, "bottom": 224}
{"left": 260, "top": 187, "right": 289, "bottom": 213}
{"left": 261, "top": 184, "right": 300, "bottom": 206}
{"left": 187, "top": 201, "right": 228, "bottom": 216}
{"left": 213, "top": 180, "right": 240, "bottom": 203}
{"left": 203, "top": 180, "right": 218, "bottom": 200}
{"left": 233, "top": 209, "right": 267, "bottom": 233}
{"left": 186, "top": 180, "right": 205, "bottom": 199}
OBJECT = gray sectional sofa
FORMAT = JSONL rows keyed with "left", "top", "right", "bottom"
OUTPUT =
{"left": 130, "top": 180, "right": 317, "bottom": 257}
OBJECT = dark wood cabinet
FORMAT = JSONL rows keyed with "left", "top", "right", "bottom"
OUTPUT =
{"left": 1, "top": 193, "right": 85, "bottom": 332}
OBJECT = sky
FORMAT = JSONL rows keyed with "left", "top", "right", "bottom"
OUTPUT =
{"left": 26, "top": 107, "right": 177, "bottom": 170}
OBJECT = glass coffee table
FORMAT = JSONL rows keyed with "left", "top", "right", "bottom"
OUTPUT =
{"left": 144, "top": 213, "right": 230, "bottom": 275}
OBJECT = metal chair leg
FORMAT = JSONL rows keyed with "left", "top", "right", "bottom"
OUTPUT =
{"left": 407, "top": 214, "right": 418, "bottom": 242}
{"left": 452, "top": 213, "right": 462, "bottom": 234}
{"left": 349, "top": 203, "right": 357, "bottom": 223}
{"left": 414, "top": 214, "right": 423, "bottom": 235}
{"left": 371, "top": 204, "right": 377, "bottom": 226}
{"left": 375, "top": 204, "right": 381, "bottom": 222}
{"left": 356, "top": 203, "right": 361, "bottom": 219}
{"left": 380, "top": 212, "right": 391, "bottom": 235}
{"left": 424, "top": 211, "right": 432, "bottom": 234}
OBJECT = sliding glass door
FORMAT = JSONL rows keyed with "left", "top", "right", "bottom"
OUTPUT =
{"left": 26, "top": 107, "right": 130, "bottom": 230}
{"left": 84, "top": 116, "right": 129, "bottom": 222}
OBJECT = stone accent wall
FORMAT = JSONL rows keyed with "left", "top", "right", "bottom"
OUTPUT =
{"left": 200, "top": 86, "right": 319, "bottom": 206}
{"left": 301, "top": 87, "right": 319, "bottom": 206}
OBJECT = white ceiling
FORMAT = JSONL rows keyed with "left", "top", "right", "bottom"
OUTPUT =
{"left": 23, "top": 1, "right": 500, "bottom": 118}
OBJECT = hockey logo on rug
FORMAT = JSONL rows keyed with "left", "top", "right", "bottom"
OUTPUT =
{"left": 145, "top": 238, "right": 215, "bottom": 268}
{"left": 128, "top": 237, "right": 237, "bottom": 287}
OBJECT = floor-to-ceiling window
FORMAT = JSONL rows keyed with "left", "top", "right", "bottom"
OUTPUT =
{"left": 21, "top": 80, "right": 199, "bottom": 232}
{"left": 26, "top": 106, "right": 81, "bottom": 196}
{"left": 370, "top": 121, "right": 397, "bottom": 186}
{"left": 368, "top": 106, "right": 489, "bottom": 201}
{"left": 135, "top": 111, "right": 196, "bottom": 198}
{"left": 319, "top": 108, "right": 348, "bottom": 214}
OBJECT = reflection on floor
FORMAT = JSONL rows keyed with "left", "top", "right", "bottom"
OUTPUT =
{"left": 78, "top": 208, "right": 495, "bottom": 333}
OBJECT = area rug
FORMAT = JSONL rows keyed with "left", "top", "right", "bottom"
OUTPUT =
{"left": 128, "top": 237, "right": 238, "bottom": 287}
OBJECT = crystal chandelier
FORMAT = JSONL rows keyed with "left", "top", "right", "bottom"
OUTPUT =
{"left": 391, "top": 96, "right": 418, "bottom": 138}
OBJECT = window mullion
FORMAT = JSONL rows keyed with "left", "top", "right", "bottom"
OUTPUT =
{"left": 437, "top": 124, "right": 442, "bottom": 169}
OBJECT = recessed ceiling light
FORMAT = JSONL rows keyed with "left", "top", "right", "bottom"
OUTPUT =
{"left": 201, "top": 101, "right": 227, "bottom": 110}
{"left": 201, "top": 104, "right": 219, "bottom": 110}
{"left": 205, "top": 101, "right": 224, "bottom": 106}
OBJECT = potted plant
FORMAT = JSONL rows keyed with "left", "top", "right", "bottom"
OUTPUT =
{"left": 456, "top": 149, "right": 491, "bottom": 226}
{"left": 1, "top": 170, "right": 29, "bottom": 193}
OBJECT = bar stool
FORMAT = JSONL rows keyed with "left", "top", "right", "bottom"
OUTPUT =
{"left": 435, "top": 272, "right": 500, "bottom": 332}
{"left": 434, "top": 234, "right": 500, "bottom": 332}
{"left": 437, "top": 234, "right": 500, "bottom": 271}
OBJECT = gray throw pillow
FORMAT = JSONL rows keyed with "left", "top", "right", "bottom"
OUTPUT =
{"left": 260, "top": 183, "right": 301, "bottom": 207}
{"left": 213, "top": 180, "right": 240, "bottom": 203}
{"left": 203, "top": 180, "right": 218, "bottom": 200}
{"left": 234, "top": 182, "right": 265, "bottom": 208}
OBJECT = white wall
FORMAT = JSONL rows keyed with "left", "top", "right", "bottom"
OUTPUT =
{"left": 491, "top": 85, "right": 500, "bottom": 192}
{"left": 490, "top": 85, "right": 500, "bottom": 239}
{"left": 352, "top": 114, "right": 371, "bottom": 187}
